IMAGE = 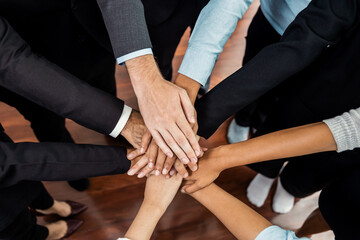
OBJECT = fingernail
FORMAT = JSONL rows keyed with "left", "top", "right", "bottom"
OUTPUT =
{"left": 127, "top": 169, "right": 135, "bottom": 175}
{"left": 148, "top": 162, "right": 154, "bottom": 168}
{"left": 191, "top": 116, "right": 196, "bottom": 123}
{"left": 137, "top": 173, "right": 144, "bottom": 178}
{"left": 203, "top": 148, "right": 208, "bottom": 151}
{"left": 155, "top": 170, "right": 160, "bottom": 176}
{"left": 181, "top": 158, "right": 189, "bottom": 164}
{"left": 191, "top": 157, "right": 197, "bottom": 163}
{"left": 166, "top": 152, "right": 173, "bottom": 158}
{"left": 181, "top": 189, "right": 186, "bottom": 194}
{"left": 140, "top": 147, "right": 145, "bottom": 154}
{"left": 193, "top": 165, "right": 198, "bottom": 171}
{"left": 162, "top": 169, "right": 168, "bottom": 175}
{"left": 127, "top": 153, "right": 133, "bottom": 159}
{"left": 170, "top": 171, "right": 175, "bottom": 176}
{"left": 183, "top": 173, "right": 189, "bottom": 178}
{"left": 195, "top": 150, "right": 201, "bottom": 157}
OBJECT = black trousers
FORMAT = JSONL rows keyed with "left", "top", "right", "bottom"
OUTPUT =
{"left": 0, "top": 131, "right": 54, "bottom": 240}
{"left": 234, "top": 9, "right": 281, "bottom": 129}
{"left": 147, "top": 0, "right": 209, "bottom": 80}
{"left": 0, "top": 184, "right": 53, "bottom": 240}
{"left": 319, "top": 167, "right": 360, "bottom": 240}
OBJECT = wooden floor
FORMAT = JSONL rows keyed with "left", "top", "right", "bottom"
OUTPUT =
{"left": 0, "top": 2, "right": 334, "bottom": 239}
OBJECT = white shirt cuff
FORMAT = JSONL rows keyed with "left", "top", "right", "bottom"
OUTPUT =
{"left": 109, "top": 105, "right": 132, "bottom": 138}
{"left": 116, "top": 48, "right": 153, "bottom": 65}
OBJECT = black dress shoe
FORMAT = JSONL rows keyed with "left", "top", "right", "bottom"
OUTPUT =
{"left": 59, "top": 219, "right": 83, "bottom": 240}
{"left": 68, "top": 178, "right": 90, "bottom": 191}
{"left": 30, "top": 200, "right": 87, "bottom": 218}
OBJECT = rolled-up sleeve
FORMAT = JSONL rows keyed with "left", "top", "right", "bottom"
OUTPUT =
{"left": 178, "top": 0, "right": 253, "bottom": 86}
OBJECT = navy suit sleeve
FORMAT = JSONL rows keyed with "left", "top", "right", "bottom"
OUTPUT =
{"left": 0, "top": 17, "right": 125, "bottom": 135}
{"left": 0, "top": 141, "right": 130, "bottom": 188}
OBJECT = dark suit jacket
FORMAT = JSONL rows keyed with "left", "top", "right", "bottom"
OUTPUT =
{"left": 196, "top": 0, "right": 360, "bottom": 138}
{"left": 0, "top": 0, "right": 152, "bottom": 84}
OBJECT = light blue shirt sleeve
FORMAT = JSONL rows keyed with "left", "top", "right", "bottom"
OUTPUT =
{"left": 178, "top": 0, "right": 253, "bottom": 86}
{"left": 255, "top": 226, "right": 311, "bottom": 240}
{"left": 116, "top": 48, "right": 153, "bottom": 65}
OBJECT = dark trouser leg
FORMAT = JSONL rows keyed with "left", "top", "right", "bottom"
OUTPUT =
{"left": 319, "top": 167, "right": 360, "bottom": 240}
{"left": 280, "top": 149, "right": 360, "bottom": 198}
{"left": 146, "top": 0, "right": 209, "bottom": 81}
{"left": 0, "top": 209, "right": 49, "bottom": 240}
{"left": 247, "top": 93, "right": 320, "bottom": 178}
{"left": 234, "top": 9, "right": 281, "bottom": 129}
{"left": 28, "top": 183, "right": 54, "bottom": 211}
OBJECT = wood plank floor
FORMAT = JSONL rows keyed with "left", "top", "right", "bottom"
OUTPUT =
{"left": 0, "top": 2, "right": 333, "bottom": 239}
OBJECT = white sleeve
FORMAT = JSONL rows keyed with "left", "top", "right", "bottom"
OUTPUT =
{"left": 109, "top": 105, "right": 132, "bottom": 138}
{"left": 323, "top": 107, "right": 360, "bottom": 152}
{"left": 178, "top": 0, "right": 253, "bottom": 85}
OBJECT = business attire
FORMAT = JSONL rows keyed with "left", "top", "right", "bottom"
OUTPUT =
{"left": 0, "top": 2, "right": 150, "bottom": 236}
{"left": 141, "top": 0, "right": 209, "bottom": 80}
{"left": 0, "top": 0, "right": 152, "bottom": 189}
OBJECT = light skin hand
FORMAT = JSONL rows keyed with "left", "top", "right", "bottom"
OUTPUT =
{"left": 124, "top": 174, "right": 183, "bottom": 240}
{"left": 126, "top": 55, "right": 201, "bottom": 163}
{"left": 121, "top": 111, "right": 150, "bottom": 150}
{"left": 182, "top": 147, "right": 223, "bottom": 194}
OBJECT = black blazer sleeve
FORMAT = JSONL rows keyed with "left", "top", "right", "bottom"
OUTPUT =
{"left": 0, "top": 17, "right": 125, "bottom": 135}
{"left": 196, "top": 0, "right": 358, "bottom": 138}
{"left": 96, "top": 0, "right": 152, "bottom": 59}
{"left": 0, "top": 141, "right": 130, "bottom": 188}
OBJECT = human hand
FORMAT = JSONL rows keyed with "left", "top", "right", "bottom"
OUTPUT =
{"left": 181, "top": 147, "right": 223, "bottom": 194}
{"left": 121, "top": 111, "right": 151, "bottom": 150}
{"left": 126, "top": 55, "right": 202, "bottom": 164}
{"left": 144, "top": 174, "right": 183, "bottom": 211}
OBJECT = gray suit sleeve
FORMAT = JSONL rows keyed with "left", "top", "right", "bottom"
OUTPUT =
{"left": 0, "top": 17, "right": 125, "bottom": 135}
{"left": 97, "top": 0, "right": 152, "bottom": 58}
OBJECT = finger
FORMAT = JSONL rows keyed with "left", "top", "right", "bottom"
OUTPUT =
{"left": 127, "top": 156, "right": 149, "bottom": 176}
{"left": 169, "top": 168, "right": 176, "bottom": 176}
{"left": 138, "top": 164, "right": 155, "bottom": 178}
{"left": 147, "top": 140, "right": 158, "bottom": 170}
{"left": 167, "top": 125, "right": 198, "bottom": 163}
{"left": 187, "top": 161, "right": 198, "bottom": 172}
{"left": 174, "top": 159, "right": 189, "bottom": 178}
{"left": 150, "top": 130, "right": 174, "bottom": 158}
{"left": 155, "top": 149, "right": 166, "bottom": 176}
{"left": 162, "top": 156, "right": 176, "bottom": 175}
{"left": 158, "top": 128, "right": 190, "bottom": 164}
{"left": 181, "top": 182, "right": 203, "bottom": 194}
{"left": 179, "top": 90, "right": 196, "bottom": 124}
{"left": 176, "top": 120, "right": 201, "bottom": 159}
{"left": 127, "top": 148, "right": 144, "bottom": 160}
{"left": 140, "top": 131, "right": 152, "bottom": 153}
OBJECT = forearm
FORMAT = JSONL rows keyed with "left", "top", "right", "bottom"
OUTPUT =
{"left": 126, "top": 55, "right": 161, "bottom": 95}
{"left": 174, "top": 74, "right": 201, "bottom": 104}
{"left": 191, "top": 184, "right": 271, "bottom": 240}
{"left": 216, "top": 122, "right": 337, "bottom": 171}
{"left": 0, "top": 142, "right": 130, "bottom": 188}
{"left": 124, "top": 201, "right": 164, "bottom": 240}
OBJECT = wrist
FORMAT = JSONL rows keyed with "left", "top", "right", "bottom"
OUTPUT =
{"left": 142, "top": 199, "right": 167, "bottom": 215}
{"left": 126, "top": 55, "right": 163, "bottom": 95}
{"left": 175, "top": 74, "right": 200, "bottom": 104}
